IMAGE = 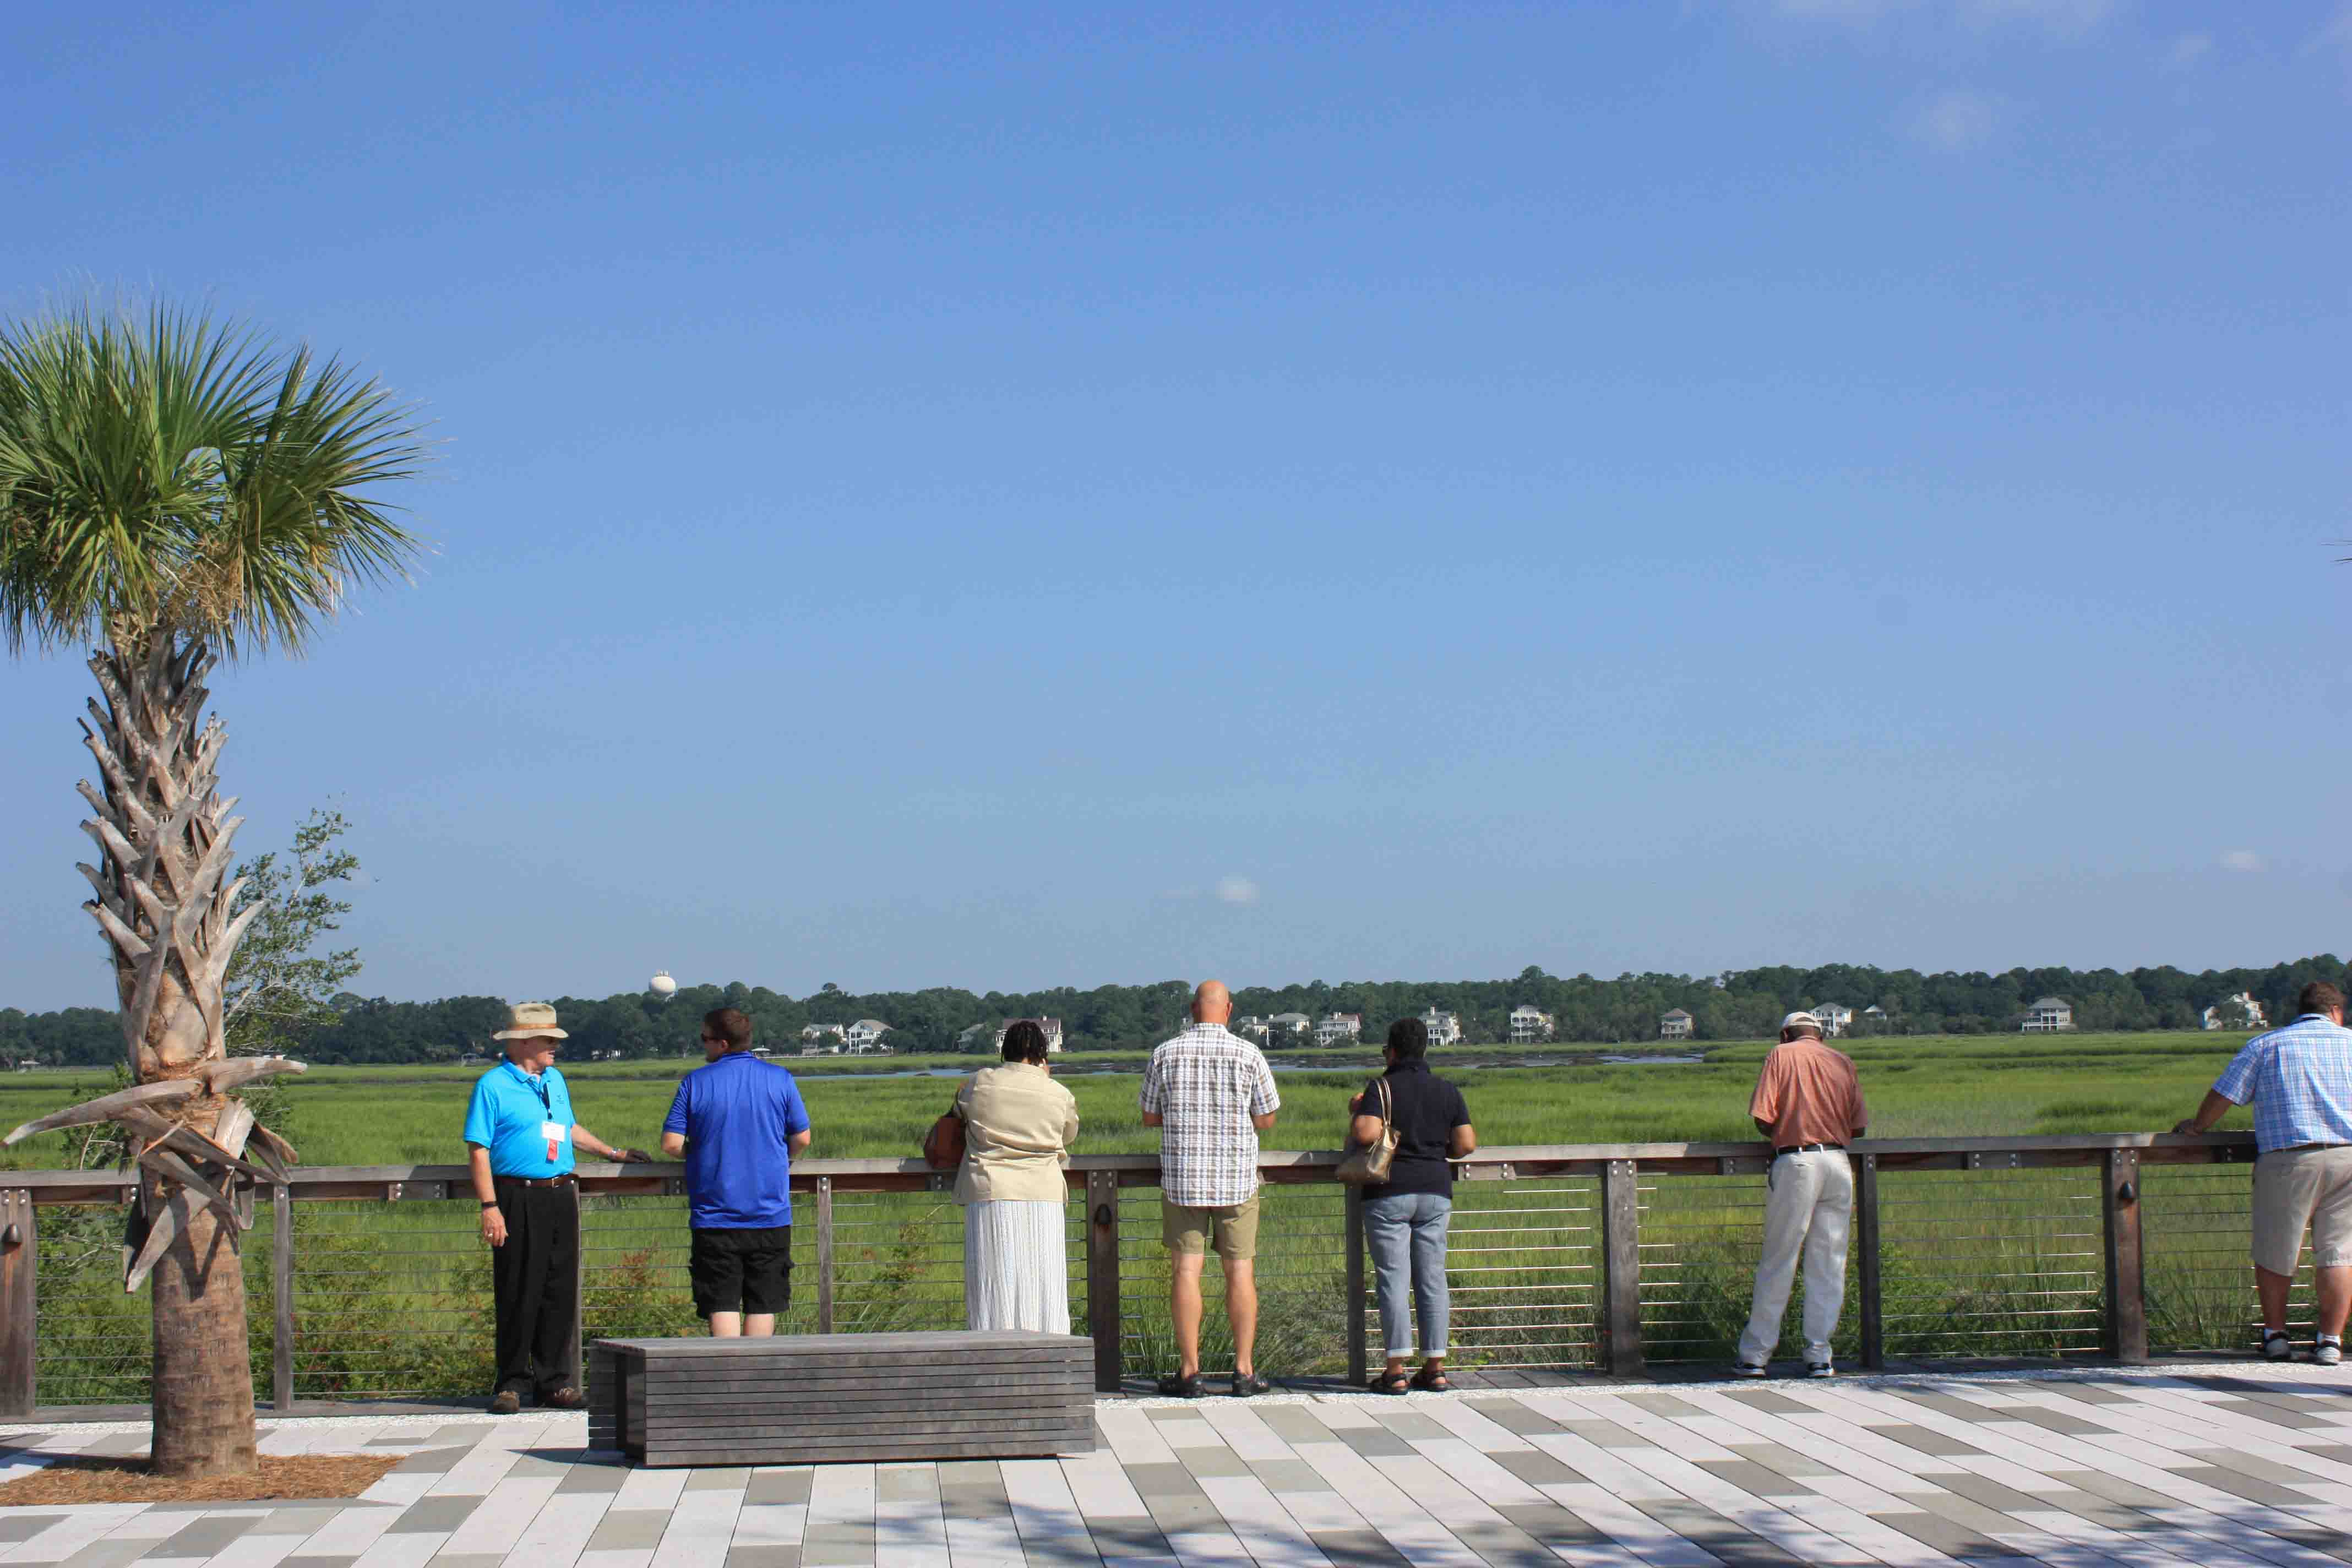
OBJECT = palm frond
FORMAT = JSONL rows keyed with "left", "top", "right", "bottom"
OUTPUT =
{"left": 0, "top": 296, "right": 431, "bottom": 657}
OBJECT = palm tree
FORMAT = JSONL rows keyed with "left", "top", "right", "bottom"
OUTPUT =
{"left": 0, "top": 299, "right": 428, "bottom": 1477}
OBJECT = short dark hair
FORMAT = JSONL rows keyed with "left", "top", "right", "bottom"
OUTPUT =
{"left": 1386, "top": 1017, "right": 1428, "bottom": 1059}
{"left": 2299, "top": 982, "right": 2345, "bottom": 1017}
{"left": 1002, "top": 1019, "right": 1049, "bottom": 1064}
{"left": 704, "top": 1008, "right": 753, "bottom": 1050}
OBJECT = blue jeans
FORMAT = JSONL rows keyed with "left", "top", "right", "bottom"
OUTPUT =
{"left": 1363, "top": 1191, "right": 1451, "bottom": 1359}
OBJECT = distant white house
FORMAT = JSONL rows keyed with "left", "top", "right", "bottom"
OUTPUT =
{"left": 750, "top": 1045, "right": 773, "bottom": 1059}
{"left": 1509, "top": 1006, "right": 1554, "bottom": 1044}
{"left": 1421, "top": 1008, "right": 1462, "bottom": 1048}
{"left": 2020, "top": 997, "right": 2075, "bottom": 1033}
{"left": 1314, "top": 1012, "right": 1363, "bottom": 1047}
{"left": 843, "top": 1019, "right": 893, "bottom": 1054}
{"left": 1862, "top": 1005, "right": 1888, "bottom": 1028}
{"left": 989, "top": 1017, "right": 1066, "bottom": 1054}
{"left": 1811, "top": 1003, "right": 1854, "bottom": 1038}
{"left": 1659, "top": 1009, "right": 1695, "bottom": 1041}
{"left": 800, "top": 1023, "right": 846, "bottom": 1055}
{"left": 2203, "top": 993, "right": 2267, "bottom": 1032}
{"left": 1233, "top": 1015, "right": 1271, "bottom": 1042}
{"left": 1265, "top": 1012, "right": 1311, "bottom": 1043}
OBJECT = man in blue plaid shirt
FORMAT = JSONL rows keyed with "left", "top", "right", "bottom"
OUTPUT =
{"left": 2175, "top": 981, "right": 2352, "bottom": 1364}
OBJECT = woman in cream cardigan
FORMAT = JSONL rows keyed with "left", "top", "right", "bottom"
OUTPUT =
{"left": 954, "top": 1020, "right": 1081, "bottom": 1332}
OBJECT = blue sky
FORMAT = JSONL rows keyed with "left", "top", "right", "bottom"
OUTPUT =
{"left": 2, "top": 2, "right": 2346, "bottom": 1010}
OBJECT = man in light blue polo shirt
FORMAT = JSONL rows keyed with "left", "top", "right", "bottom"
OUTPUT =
{"left": 661, "top": 1007, "right": 812, "bottom": 1336}
{"left": 2175, "top": 981, "right": 2352, "bottom": 1365}
{"left": 463, "top": 1003, "right": 649, "bottom": 1414}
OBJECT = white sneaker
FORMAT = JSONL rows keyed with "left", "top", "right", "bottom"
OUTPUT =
{"left": 1805, "top": 1361, "right": 1834, "bottom": 1379}
{"left": 2316, "top": 1339, "right": 2343, "bottom": 1367}
{"left": 1731, "top": 1362, "right": 1767, "bottom": 1379}
{"left": 2263, "top": 1329, "right": 2294, "bottom": 1362}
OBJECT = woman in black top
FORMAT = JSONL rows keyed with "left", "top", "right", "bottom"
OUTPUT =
{"left": 1349, "top": 1017, "right": 1477, "bottom": 1392}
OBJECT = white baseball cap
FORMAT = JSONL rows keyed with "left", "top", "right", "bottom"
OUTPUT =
{"left": 1780, "top": 1011, "right": 1822, "bottom": 1031}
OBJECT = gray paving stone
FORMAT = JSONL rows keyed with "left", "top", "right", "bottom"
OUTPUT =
{"left": 1498, "top": 1501, "right": 1614, "bottom": 1550}
{"left": 1120, "top": 1462, "right": 1204, "bottom": 1498}
{"left": 1630, "top": 1498, "right": 1806, "bottom": 1566}
{"left": 1329, "top": 1424, "right": 1417, "bottom": 1460}
{"left": 2260, "top": 1523, "right": 2352, "bottom": 1566}
{"left": 1364, "top": 1409, "right": 1449, "bottom": 1440}
{"left": 1082, "top": 1517, "right": 1174, "bottom": 1559}
{"left": 725, "top": 1549, "right": 802, "bottom": 1568}
{"left": 1867, "top": 1509, "right": 2030, "bottom": 1559}
{"left": 1140, "top": 1490, "right": 1224, "bottom": 1533}
{"left": 1890, "top": 1391, "right": 2006, "bottom": 1424}
{"left": 2041, "top": 1468, "right": 2177, "bottom": 1511}
{"left": 390, "top": 1444, "right": 475, "bottom": 1474}
{"left": 939, "top": 1477, "right": 1012, "bottom": 1520}
{"left": 555, "top": 1462, "right": 627, "bottom": 1492}
{"left": 1615, "top": 1391, "right": 1710, "bottom": 1419}
{"left": 1306, "top": 1527, "right": 1413, "bottom": 1566}
{"left": 1865, "top": 1421, "right": 1989, "bottom": 1457}
{"left": 937, "top": 1460, "right": 1003, "bottom": 1487}
{"left": 1172, "top": 1445, "right": 1254, "bottom": 1479}
{"left": 1490, "top": 1447, "right": 1587, "bottom": 1487}
{"left": 51, "top": 1540, "right": 159, "bottom": 1568}
{"left": 1144, "top": 1409, "right": 1212, "bottom": 1427}
{"left": 1249, "top": 1404, "right": 1337, "bottom": 1444}
{"left": 1248, "top": 1456, "right": 1331, "bottom": 1493}
{"left": 1995, "top": 1406, "right": 2110, "bottom": 1437}
{"left": 876, "top": 1467, "right": 938, "bottom": 1501}
{"left": 747, "top": 1468, "right": 814, "bottom": 1504}
{"left": 1929, "top": 1473, "right": 2074, "bottom": 1518}
{"left": 1446, "top": 1514, "right": 1567, "bottom": 1567}
{"left": 586, "top": 1508, "right": 674, "bottom": 1550}
{"left": 2180, "top": 1447, "right": 2323, "bottom": 1485}
{"left": 1697, "top": 1457, "right": 1814, "bottom": 1497}
{"left": 686, "top": 1467, "right": 756, "bottom": 1490}
{"left": 425, "top": 1555, "right": 509, "bottom": 1568}
{"left": 277, "top": 1559, "right": 360, "bottom": 1568}
{"left": 1016, "top": 1537, "right": 1103, "bottom": 1567}
{"left": 1559, "top": 1417, "right": 1658, "bottom": 1450}
{"left": 1725, "top": 1443, "right": 1838, "bottom": 1478}
{"left": 1716, "top": 1389, "right": 1817, "bottom": 1415}
{"left": 502, "top": 1453, "right": 575, "bottom": 1477}
{"left": 1463, "top": 1397, "right": 1565, "bottom": 1434}
{"left": 429, "top": 1424, "right": 486, "bottom": 1445}
{"left": 389, "top": 1495, "right": 481, "bottom": 1533}
{"left": 0, "top": 1515, "right": 68, "bottom": 1543}
{"left": 155, "top": 1515, "right": 262, "bottom": 1558}
{"left": 2041, "top": 1380, "right": 2134, "bottom": 1404}
{"left": 2170, "top": 1463, "right": 2319, "bottom": 1507}
{"left": 801, "top": 1518, "right": 875, "bottom": 1557}
{"left": 1903, "top": 1487, "right": 2056, "bottom": 1540}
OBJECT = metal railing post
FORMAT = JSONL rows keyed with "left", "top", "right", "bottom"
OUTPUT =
{"left": 815, "top": 1177, "right": 835, "bottom": 1333}
{"left": 1086, "top": 1170, "right": 1121, "bottom": 1392}
{"left": 1854, "top": 1153, "right": 1885, "bottom": 1371}
{"left": 1344, "top": 1185, "right": 1367, "bottom": 1387}
{"left": 2102, "top": 1148, "right": 2147, "bottom": 1364}
{"left": 567, "top": 1180, "right": 586, "bottom": 1395}
{"left": 0, "top": 1189, "right": 33, "bottom": 1418}
{"left": 1600, "top": 1159, "right": 1645, "bottom": 1376}
{"left": 272, "top": 1184, "right": 295, "bottom": 1411}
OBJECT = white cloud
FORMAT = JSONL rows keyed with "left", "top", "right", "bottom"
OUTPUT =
{"left": 1905, "top": 88, "right": 2002, "bottom": 151}
{"left": 2220, "top": 850, "right": 2266, "bottom": 873}
{"left": 1214, "top": 876, "right": 1260, "bottom": 906}
{"left": 2163, "top": 31, "right": 2212, "bottom": 70}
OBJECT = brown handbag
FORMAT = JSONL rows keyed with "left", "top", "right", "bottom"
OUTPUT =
{"left": 922, "top": 1098, "right": 966, "bottom": 1170}
{"left": 1335, "top": 1077, "right": 1399, "bottom": 1185}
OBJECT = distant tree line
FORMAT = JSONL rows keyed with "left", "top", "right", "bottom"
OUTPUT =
{"left": 5, "top": 955, "right": 2345, "bottom": 1068}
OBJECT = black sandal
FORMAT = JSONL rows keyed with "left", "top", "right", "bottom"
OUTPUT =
{"left": 1157, "top": 1371, "right": 1205, "bottom": 1398}
{"left": 1368, "top": 1370, "right": 1411, "bottom": 1395}
{"left": 1411, "top": 1369, "right": 1451, "bottom": 1392}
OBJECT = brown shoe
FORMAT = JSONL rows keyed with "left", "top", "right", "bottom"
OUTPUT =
{"left": 488, "top": 1390, "right": 522, "bottom": 1415}
{"left": 539, "top": 1387, "right": 587, "bottom": 1409}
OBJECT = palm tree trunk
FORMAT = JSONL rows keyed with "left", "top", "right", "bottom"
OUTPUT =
{"left": 81, "top": 628, "right": 264, "bottom": 1476}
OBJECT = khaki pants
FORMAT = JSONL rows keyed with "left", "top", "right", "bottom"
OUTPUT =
{"left": 2252, "top": 1145, "right": 2352, "bottom": 1276}
{"left": 1737, "top": 1149, "right": 1853, "bottom": 1366}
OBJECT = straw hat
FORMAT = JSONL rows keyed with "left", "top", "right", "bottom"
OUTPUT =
{"left": 493, "top": 1001, "right": 569, "bottom": 1041}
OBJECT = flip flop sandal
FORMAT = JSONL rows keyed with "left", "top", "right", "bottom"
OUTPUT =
{"left": 1410, "top": 1370, "right": 1452, "bottom": 1392}
{"left": 1367, "top": 1370, "right": 1411, "bottom": 1395}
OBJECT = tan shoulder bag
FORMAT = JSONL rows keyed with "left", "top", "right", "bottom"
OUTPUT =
{"left": 1335, "top": 1077, "right": 1398, "bottom": 1185}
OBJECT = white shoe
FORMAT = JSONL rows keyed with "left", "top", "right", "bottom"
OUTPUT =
{"left": 1805, "top": 1361, "right": 1834, "bottom": 1379}
{"left": 1730, "top": 1362, "right": 1767, "bottom": 1379}
{"left": 2263, "top": 1329, "right": 2294, "bottom": 1362}
{"left": 2316, "top": 1340, "right": 2342, "bottom": 1367}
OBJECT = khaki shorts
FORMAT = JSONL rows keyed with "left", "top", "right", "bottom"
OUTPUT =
{"left": 2252, "top": 1145, "right": 2352, "bottom": 1276}
{"left": 1162, "top": 1193, "right": 1261, "bottom": 1261}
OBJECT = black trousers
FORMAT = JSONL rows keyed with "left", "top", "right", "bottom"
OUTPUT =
{"left": 491, "top": 1179, "right": 579, "bottom": 1397}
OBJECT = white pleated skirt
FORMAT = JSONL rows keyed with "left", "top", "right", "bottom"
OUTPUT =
{"left": 963, "top": 1200, "right": 1071, "bottom": 1333}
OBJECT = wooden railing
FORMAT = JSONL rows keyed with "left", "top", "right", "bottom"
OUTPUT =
{"left": 0, "top": 1130, "right": 2264, "bottom": 1414}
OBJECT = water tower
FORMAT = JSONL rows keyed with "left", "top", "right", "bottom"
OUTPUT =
{"left": 649, "top": 970, "right": 678, "bottom": 1001}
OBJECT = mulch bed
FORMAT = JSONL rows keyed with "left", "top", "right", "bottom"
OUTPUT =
{"left": 0, "top": 1453, "right": 402, "bottom": 1504}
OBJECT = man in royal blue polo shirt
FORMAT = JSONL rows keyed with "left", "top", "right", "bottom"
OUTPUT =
{"left": 661, "top": 1007, "right": 813, "bottom": 1336}
{"left": 464, "top": 1003, "right": 650, "bottom": 1414}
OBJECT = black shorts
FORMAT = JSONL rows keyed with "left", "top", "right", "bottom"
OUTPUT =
{"left": 688, "top": 1224, "right": 792, "bottom": 1318}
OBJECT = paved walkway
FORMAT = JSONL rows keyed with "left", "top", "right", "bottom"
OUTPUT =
{"left": 6, "top": 1365, "right": 2352, "bottom": 1566}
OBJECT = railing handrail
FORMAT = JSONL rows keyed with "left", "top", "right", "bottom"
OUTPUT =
{"left": 0, "top": 1129, "right": 2259, "bottom": 1202}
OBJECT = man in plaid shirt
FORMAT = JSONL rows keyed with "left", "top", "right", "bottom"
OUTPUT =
{"left": 2176, "top": 981, "right": 2352, "bottom": 1364}
{"left": 1140, "top": 980, "right": 1280, "bottom": 1397}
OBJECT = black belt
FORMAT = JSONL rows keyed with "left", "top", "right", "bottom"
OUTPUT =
{"left": 494, "top": 1173, "right": 576, "bottom": 1188}
{"left": 1774, "top": 1143, "right": 1844, "bottom": 1157}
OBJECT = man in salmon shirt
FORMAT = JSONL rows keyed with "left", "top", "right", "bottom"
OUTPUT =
{"left": 1733, "top": 1010, "right": 1868, "bottom": 1379}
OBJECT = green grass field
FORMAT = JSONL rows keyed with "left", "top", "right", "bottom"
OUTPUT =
{"left": 3, "top": 1032, "right": 2285, "bottom": 1402}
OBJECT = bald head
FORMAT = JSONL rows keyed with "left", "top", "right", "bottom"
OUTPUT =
{"left": 1191, "top": 981, "right": 1232, "bottom": 1025}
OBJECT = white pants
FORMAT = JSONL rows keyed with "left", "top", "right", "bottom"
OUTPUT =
{"left": 1736, "top": 1149, "right": 1854, "bottom": 1366}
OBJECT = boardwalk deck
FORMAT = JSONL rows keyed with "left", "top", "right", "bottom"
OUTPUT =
{"left": 7, "top": 1363, "right": 2352, "bottom": 1565}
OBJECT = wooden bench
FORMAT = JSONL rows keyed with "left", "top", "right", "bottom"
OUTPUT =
{"left": 587, "top": 1330, "right": 1096, "bottom": 1467}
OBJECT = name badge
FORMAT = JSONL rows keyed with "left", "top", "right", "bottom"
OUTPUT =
{"left": 542, "top": 1121, "right": 569, "bottom": 1162}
